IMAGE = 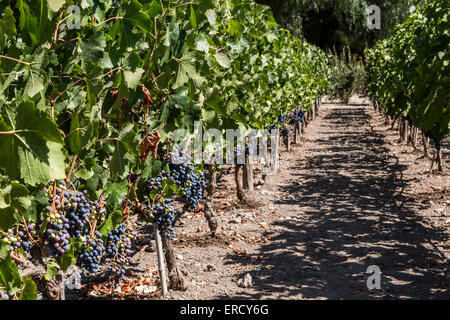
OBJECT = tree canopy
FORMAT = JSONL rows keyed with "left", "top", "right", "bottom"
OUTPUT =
{"left": 254, "top": 0, "right": 415, "bottom": 53}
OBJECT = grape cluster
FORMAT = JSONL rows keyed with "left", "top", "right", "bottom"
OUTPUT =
{"left": 147, "top": 176, "right": 164, "bottom": 193}
{"left": 79, "top": 232, "right": 105, "bottom": 273}
{"left": 278, "top": 111, "right": 286, "bottom": 124}
{"left": 45, "top": 181, "right": 106, "bottom": 257}
{"left": 1, "top": 224, "right": 36, "bottom": 257}
{"left": 168, "top": 156, "right": 204, "bottom": 209}
{"left": 105, "top": 222, "right": 136, "bottom": 286}
{"left": 267, "top": 111, "right": 289, "bottom": 133}
{"left": 45, "top": 224, "right": 70, "bottom": 256}
{"left": 281, "top": 126, "right": 291, "bottom": 139}
{"left": 148, "top": 199, "right": 176, "bottom": 239}
{"left": 289, "top": 107, "right": 305, "bottom": 124}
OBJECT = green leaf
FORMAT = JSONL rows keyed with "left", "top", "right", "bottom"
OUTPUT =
{"left": 19, "top": 277, "right": 37, "bottom": 300}
{"left": 0, "top": 184, "right": 12, "bottom": 209}
{"left": 24, "top": 190, "right": 48, "bottom": 222}
{"left": 25, "top": 50, "right": 48, "bottom": 97}
{"left": 190, "top": 5, "right": 198, "bottom": 30}
{"left": 44, "top": 258, "right": 60, "bottom": 281}
{"left": 15, "top": 0, "right": 39, "bottom": 45}
{"left": 124, "top": 0, "right": 152, "bottom": 33}
{"left": 148, "top": 0, "right": 163, "bottom": 17}
{"left": 0, "top": 7, "right": 16, "bottom": 51}
{"left": 80, "top": 30, "right": 107, "bottom": 67}
{"left": 205, "top": 9, "right": 216, "bottom": 25}
{"left": 196, "top": 34, "right": 209, "bottom": 53}
{"left": 104, "top": 181, "right": 128, "bottom": 209}
{"left": 98, "top": 210, "right": 122, "bottom": 236}
{"left": 0, "top": 243, "right": 21, "bottom": 295}
{"left": 84, "top": 61, "right": 103, "bottom": 107}
{"left": 60, "top": 245, "right": 76, "bottom": 272}
{"left": 228, "top": 19, "right": 243, "bottom": 39}
{"left": 0, "top": 207, "right": 19, "bottom": 231}
{"left": 47, "top": 0, "right": 66, "bottom": 12}
{"left": 0, "top": 101, "right": 67, "bottom": 186}
{"left": 68, "top": 112, "right": 93, "bottom": 155}
{"left": 203, "top": 89, "right": 227, "bottom": 115}
{"left": 174, "top": 51, "right": 206, "bottom": 88}
{"left": 10, "top": 182, "right": 32, "bottom": 212}
{"left": 111, "top": 143, "right": 133, "bottom": 179}
{"left": 74, "top": 168, "right": 94, "bottom": 180}
{"left": 214, "top": 52, "right": 231, "bottom": 68}
{"left": 124, "top": 68, "right": 144, "bottom": 89}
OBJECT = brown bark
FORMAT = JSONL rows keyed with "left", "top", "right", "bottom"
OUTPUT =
{"left": 437, "top": 149, "right": 443, "bottom": 172}
{"left": 235, "top": 164, "right": 245, "bottom": 201}
{"left": 42, "top": 274, "right": 64, "bottom": 300}
{"left": 243, "top": 153, "right": 254, "bottom": 190}
{"left": 162, "top": 237, "right": 188, "bottom": 291}
{"left": 203, "top": 165, "right": 218, "bottom": 237}
{"left": 402, "top": 118, "right": 408, "bottom": 143}
{"left": 283, "top": 134, "right": 290, "bottom": 152}
{"left": 294, "top": 121, "right": 301, "bottom": 144}
{"left": 391, "top": 117, "right": 397, "bottom": 130}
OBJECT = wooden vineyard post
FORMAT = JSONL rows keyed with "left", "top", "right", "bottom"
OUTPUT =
{"left": 243, "top": 152, "right": 254, "bottom": 191}
{"left": 283, "top": 130, "right": 291, "bottom": 152}
{"left": 402, "top": 118, "right": 408, "bottom": 143}
{"left": 437, "top": 148, "right": 443, "bottom": 172}
{"left": 272, "top": 129, "right": 280, "bottom": 174}
{"left": 294, "top": 121, "right": 301, "bottom": 144}
{"left": 235, "top": 164, "right": 245, "bottom": 201}
{"left": 436, "top": 141, "right": 443, "bottom": 172}
{"left": 153, "top": 223, "right": 168, "bottom": 296}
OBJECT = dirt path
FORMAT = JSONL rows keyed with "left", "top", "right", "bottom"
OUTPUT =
{"left": 127, "top": 99, "right": 450, "bottom": 300}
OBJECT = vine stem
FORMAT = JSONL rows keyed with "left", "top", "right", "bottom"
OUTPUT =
{"left": 66, "top": 155, "right": 78, "bottom": 184}
{"left": 19, "top": 212, "right": 37, "bottom": 244}
{"left": 10, "top": 252, "right": 25, "bottom": 264}
{"left": 51, "top": 181, "right": 58, "bottom": 211}
{"left": 0, "top": 55, "right": 30, "bottom": 66}
{"left": 122, "top": 176, "right": 132, "bottom": 221}
{"left": 96, "top": 16, "right": 123, "bottom": 26}
{"left": 102, "top": 67, "right": 122, "bottom": 78}
{"left": 95, "top": 137, "right": 119, "bottom": 143}
{"left": 53, "top": 11, "right": 68, "bottom": 47}
{"left": 53, "top": 78, "right": 84, "bottom": 105}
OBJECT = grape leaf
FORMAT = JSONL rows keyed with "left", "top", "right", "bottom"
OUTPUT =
{"left": 47, "top": 0, "right": 66, "bottom": 12}
{"left": 19, "top": 277, "right": 37, "bottom": 300}
{"left": 98, "top": 210, "right": 122, "bottom": 236}
{"left": 0, "top": 101, "right": 67, "bottom": 186}
{"left": 44, "top": 258, "right": 60, "bottom": 281}
{"left": 25, "top": 50, "right": 48, "bottom": 98}
{"left": 214, "top": 52, "right": 231, "bottom": 68}
{"left": 0, "top": 243, "right": 21, "bottom": 295}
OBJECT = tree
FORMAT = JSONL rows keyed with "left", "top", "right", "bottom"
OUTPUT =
{"left": 254, "top": 0, "right": 415, "bottom": 54}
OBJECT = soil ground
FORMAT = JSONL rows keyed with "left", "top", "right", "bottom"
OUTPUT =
{"left": 82, "top": 96, "right": 450, "bottom": 300}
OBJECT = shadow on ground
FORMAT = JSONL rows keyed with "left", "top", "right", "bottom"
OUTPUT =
{"left": 215, "top": 108, "right": 450, "bottom": 300}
